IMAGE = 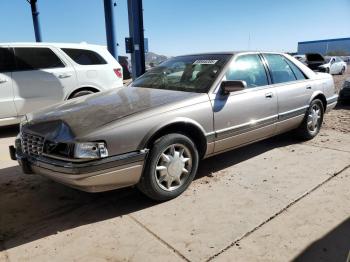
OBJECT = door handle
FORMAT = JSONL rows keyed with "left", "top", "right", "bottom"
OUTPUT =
{"left": 265, "top": 92, "right": 273, "bottom": 98}
{"left": 0, "top": 79, "right": 8, "bottom": 84}
{"left": 306, "top": 86, "right": 312, "bottom": 90}
{"left": 57, "top": 73, "right": 72, "bottom": 79}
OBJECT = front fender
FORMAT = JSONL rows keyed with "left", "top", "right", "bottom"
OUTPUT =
{"left": 139, "top": 117, "right": 208, "bottom": 150}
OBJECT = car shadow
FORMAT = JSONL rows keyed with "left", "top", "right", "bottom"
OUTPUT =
{"left": 292, "top": 217, "right": 350, "bottom": 262}
{"left": 0, "top": 133, "right": 299, "bottom": 252}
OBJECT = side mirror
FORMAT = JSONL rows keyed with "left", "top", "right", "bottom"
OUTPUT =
{"left": 221, "top": 80, "right": 247, "bottom": 95}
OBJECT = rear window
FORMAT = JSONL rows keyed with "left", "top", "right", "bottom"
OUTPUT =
{"left": 0, "top": 48, "right": 15, "bottom": 72}
{"left": 14, "top": 47, "right": 64, "bottom": 70}
{"left": 264, "top": 54, "right": 297, "bottom": 84}
{"left": 62, "top": 48, "right": 107, "bottom": 65}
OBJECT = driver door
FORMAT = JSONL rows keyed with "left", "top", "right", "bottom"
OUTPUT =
{"left": 211, "top": 54, "right": 278, "bottom": 153}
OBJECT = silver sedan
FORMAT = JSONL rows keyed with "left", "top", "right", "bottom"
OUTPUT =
{"left": 10, "top": 52, "right": 338, "bottom": 201}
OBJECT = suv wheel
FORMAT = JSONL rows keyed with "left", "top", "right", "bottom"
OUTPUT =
{"left": 296, "top": 99, "right": 324, "bottom": 140}
{"left": 137, "top": 133, "right": 199, "bottom": 201}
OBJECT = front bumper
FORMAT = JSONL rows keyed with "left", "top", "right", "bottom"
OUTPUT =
{"left": 11, "top": 144, "right": 147, "bottom": 193}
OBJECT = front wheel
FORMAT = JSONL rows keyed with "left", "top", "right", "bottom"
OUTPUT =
{"left": 340, "top": 67, "right": 345, "bottom": 75}
{"left": 296, "top": 99, "right": 324, "bottom": 140}
{"left": 137, "top": 134, "right": 199, "bottom": 201}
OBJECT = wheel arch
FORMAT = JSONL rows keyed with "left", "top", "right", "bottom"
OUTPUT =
{"left": 140, "top": 118, "right": 209, "bottom": 159}
{"left": 66, "top": 86, "right": 101, "bottom": 100}
{"left": 310, "top": 91, "right": 327, "bottom": 111}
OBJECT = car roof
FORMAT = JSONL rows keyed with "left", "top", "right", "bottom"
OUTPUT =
{"left": 0, "top": 42, "right": 107, "bottom": 49}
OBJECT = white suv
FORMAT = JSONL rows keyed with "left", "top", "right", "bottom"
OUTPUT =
{"left": 0, "top": 42, "right": 123, "bottom": 126}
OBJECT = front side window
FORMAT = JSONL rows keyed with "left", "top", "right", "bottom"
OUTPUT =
{"left": 62, "top": 48, "right": 107, "bottom": 65}
{"left": 226, "top": 54, "right": 268, "bottom": 88}
{"left": 131, "top": 54, "right": 231, "bottom": 93}
{"left": 264, "top": 54, "right": 297, "bottom": 84}
{"left": 14, "top": 47, "right": 64, "bottom": 70}
{"left": 0, "top": 48, "right": 15, "bottom": 72}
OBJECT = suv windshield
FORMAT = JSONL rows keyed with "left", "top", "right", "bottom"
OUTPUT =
{"left": 131, "top": 54, "right": 231, "bottom": 93}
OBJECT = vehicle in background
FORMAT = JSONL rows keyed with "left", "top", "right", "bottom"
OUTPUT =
{"left": 118, "top": 55, "right": 132, "bottom": 79}
{"left": 0, "top": 42, "right": 123, "bottom": 126}
{"left": 319, "top": 56, "right": 347, "bottom": 75}
{"left": 303, "top": 53, "right": 327, "bottom": 72}
{"left": 339, "top": 77, "right": 350, "bottom": 102}
{"left": 11, "top": 52, "right": 338, "bottom": 201}
{"left": 293, "top": 53, "right": 347, "bottom": 75}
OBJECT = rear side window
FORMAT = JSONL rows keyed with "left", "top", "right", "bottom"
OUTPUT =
{"left": 264, "top": 54, "right": 297, "bottom": 84}
{"left": 14, "top": 47, "right": 64, "bottom": 70}
{"left": 62, "top": 48, "right": 107, "bottom": 65}
{"left": 226, "top": 54, "right": 269, "bottom": 88}
{"left": 285, "top": 59, "right": 307, "bottom": 80}
{"left": 0, "top": 48, "right": 15, "bottom": 72}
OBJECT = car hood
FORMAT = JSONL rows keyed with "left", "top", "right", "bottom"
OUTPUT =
{"left": 26, "top": 87, "right": 201, "bottom": 138}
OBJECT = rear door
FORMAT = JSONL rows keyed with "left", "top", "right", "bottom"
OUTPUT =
{"left": 212, "top": 54, "right": 278, "bottom": 153}
{"left": 262, "top": 54, "right": 312, "bottom": 132}
{"left": 0, "top": 47, "right": 17, "bottom": 119}
{"left": 11, "top": 46, "right": 77, "bottom": 116}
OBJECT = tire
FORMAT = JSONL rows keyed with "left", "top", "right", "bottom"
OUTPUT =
{"left": 325, "top": 67, "right": 330, "bottom": 74}
{"left": 137, "top": 133, "right": 199, "bottom": 201}
{"left": 296, "top": 99, "right": 324, "bottom": 140}
{"left": 340, "top": 67, "right": 345, "bottom": 75}
{"left": 70, "top": 90, "right": 95, "bottom": 99}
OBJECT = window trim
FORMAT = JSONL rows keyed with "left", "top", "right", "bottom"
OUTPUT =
{"left": 12, "top": 47, "right": 66, "bottom": 72}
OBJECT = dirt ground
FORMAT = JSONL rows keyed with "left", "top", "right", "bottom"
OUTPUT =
{"left": 323, "top": 68, "right": 350, "bottom": 133}
{"left": 0, "top": 72, "right": 349, "bottom": 262}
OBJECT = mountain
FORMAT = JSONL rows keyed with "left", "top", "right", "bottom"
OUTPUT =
{"left": 145, "top": 52, "right": 168, "bottom": 66}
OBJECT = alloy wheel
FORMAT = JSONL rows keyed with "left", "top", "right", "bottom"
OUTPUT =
{"left": 154, "top": 144, "right": 192, "bottom": 191}
{"left": 307, "top": 104, "right": 322, "bottom": 134}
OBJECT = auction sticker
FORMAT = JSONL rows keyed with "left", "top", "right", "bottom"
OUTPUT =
{"left": 193, "top": 60, "right": 218, "bottom": 65}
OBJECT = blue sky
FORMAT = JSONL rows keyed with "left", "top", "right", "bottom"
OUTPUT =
{"left": 1, "top": 0, "right": 350, "bottom": 56}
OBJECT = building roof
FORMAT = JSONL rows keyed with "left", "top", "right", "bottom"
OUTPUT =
{"left": 299, "top": 37, "right": 350, "bottom": 44}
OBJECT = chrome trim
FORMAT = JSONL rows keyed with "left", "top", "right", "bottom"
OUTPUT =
{"left": 215, "top": 115, "right": 278, "bottom": 139}
{"left": 278, "top": 106, "right": 309, "bottom": 121}
{"left": 326, "top": 95, "right": 338, "bottom": 104}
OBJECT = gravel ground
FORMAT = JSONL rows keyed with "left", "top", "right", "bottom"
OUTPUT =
{"left": 323, "top": 68, "right": 350, "bottom": 133}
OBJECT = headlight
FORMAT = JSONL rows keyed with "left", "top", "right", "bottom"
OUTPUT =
{"left": 74, "top": 142, "right": 108, "bottom": 159}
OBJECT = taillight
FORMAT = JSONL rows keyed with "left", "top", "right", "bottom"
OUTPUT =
{"left": 113, "top": 68, "right": 123, "bottom": 79}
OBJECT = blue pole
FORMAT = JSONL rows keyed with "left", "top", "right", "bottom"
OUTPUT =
{"left": 127, "top": 0, "right": 145, "bottom": 79}
{"left": 30, "top": 0, "right": 42, "bottom": 42}
{"left": 103, "top": 0, "right": 118, "bottom": 59}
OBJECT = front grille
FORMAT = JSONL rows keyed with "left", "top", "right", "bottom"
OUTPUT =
{"left": 21, "top": 132, "right": 45, "bottom": 157}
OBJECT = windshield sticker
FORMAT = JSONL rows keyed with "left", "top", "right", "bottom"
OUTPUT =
{"left": 193, "top": 60, "right": 218, "bottom": 65}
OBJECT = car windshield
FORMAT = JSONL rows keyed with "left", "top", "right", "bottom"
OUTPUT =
{"left": 131, "top": 54, "right": 231, "bottom": 93}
